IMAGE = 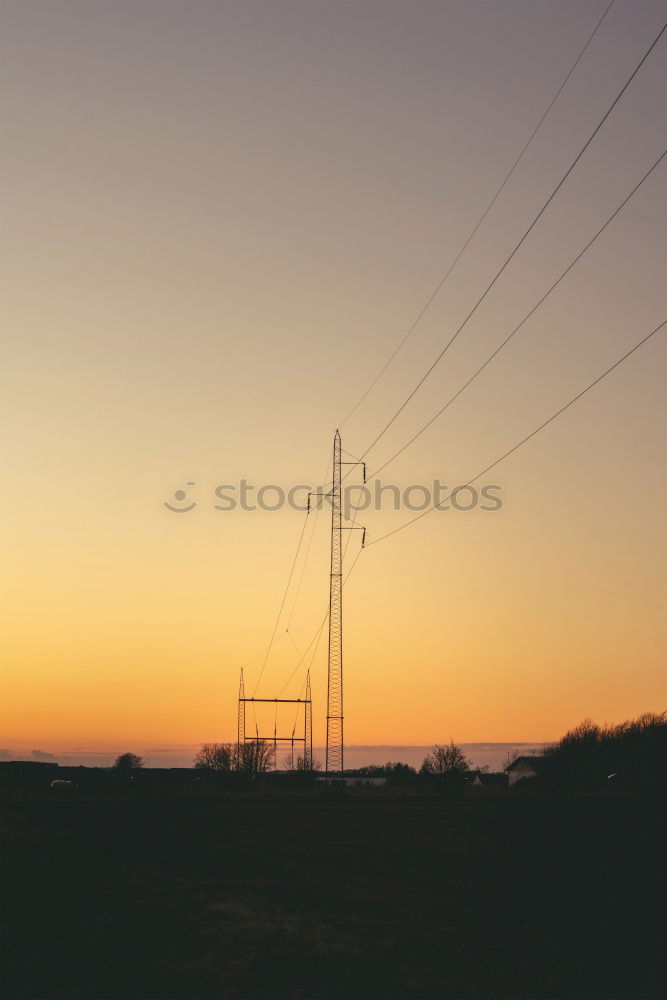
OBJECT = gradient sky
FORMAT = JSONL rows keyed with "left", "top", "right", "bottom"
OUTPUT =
{"left": 1, "top": 0, "right": 665, "bottom": 761}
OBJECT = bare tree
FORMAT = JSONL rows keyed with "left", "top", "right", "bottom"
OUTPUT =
{"left": 282, "top": 753, "right": 321, "bottom": 774}
{"left": 420, "top": 741, "right": 471, "bottom": 776}
{"left": 194, "top": 743, "right": 235, "bottom": 773}
{"left": 237, "top": 739, "right": 273, "bottom": 777}
{"left": 419, "top": 740, "right": 471, "bottom": 787}
{"left": 295, "top": 753, "right": 321, "bottom": 773}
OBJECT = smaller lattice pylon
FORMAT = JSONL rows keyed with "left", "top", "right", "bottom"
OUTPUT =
{"left": 237, "top": 669, "right": 246, "bottom": 769}
{"left": 304, "top": 671, "right": 313, "bottom": 769}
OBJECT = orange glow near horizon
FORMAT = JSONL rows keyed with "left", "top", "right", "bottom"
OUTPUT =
{"left": 1, "top": 1, "right": 665, "bottom": 761}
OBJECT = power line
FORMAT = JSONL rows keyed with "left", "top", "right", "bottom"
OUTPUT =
{"left": 277, "top": 612, "right": 328, "bottom": 699}
{"left": 286, "top": 629, "right": 304, "bottom": 662}
{"left": 365, "top": 321, "right": 666, "bottom": 547}
{"left": 252, "top": 509, "right": 310, "bottom": 697}
{"left": 246, "top": 12, "right": 664, "bottom": 714}
{"left": 250, "top": 453, "right": 331, "bottom": 698}
{"left": 286, "top": 454, "right": 332, "bottom": 630}
{"left": 239, "top": 631, "right": 287, "bottom": 671}
{"left": 339, "top": 0, "right": 617, "bottom": 429}
{"left": 352, "top": 21, "right": 666, "bottom": 469}
{"left": 370, "top": 149, "right": 667, "bottom": 479}
{"left": 276, "top": 539, "right": 366, "bottom": 699}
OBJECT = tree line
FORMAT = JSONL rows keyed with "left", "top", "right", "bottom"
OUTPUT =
{"left": 108, "top": 711, "right": 665, "bottom": 791}
{"left": 193, "top": 741, "right": 278, "bottom": 777}
{"left": 539, "top": 711, "right": 665, "bottom": 790}
{"left": 190, "top": 739, "right": 475, "bottom": 787}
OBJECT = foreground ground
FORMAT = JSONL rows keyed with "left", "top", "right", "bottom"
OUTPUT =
{"left": 1, "top": 790, "right": 664, "bottom": 999}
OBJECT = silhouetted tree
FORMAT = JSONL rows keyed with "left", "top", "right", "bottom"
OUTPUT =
{"left": 386, "top": 762, "right": 417, "bottom": 784}
{"left": 194, "top": 743, "right": 235, "bottom": 773}
{"left": 541, "top": 712, "right": 666, "bottom": 790}
{"left": 280, "top": 753, "right": 322, "bottom": 779}
{"left": 295, "top": 754, "right": 321, "bottom": 773}
{"left": 420, "top": 742, "right": 471, "bottom": 791}
{"left": 113, "top": 753, "right": 143, "bottom": 778}
{"left": 237, "top": 739, "right": 273, "bottom": 777}
{"left": 421, "top": 742, "right": 470, "bottom": 775}
{"left": 358, "top": 762, "right": 417, "bottom": 784}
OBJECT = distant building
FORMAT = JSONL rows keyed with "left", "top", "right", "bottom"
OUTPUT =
{"left": 470, "top": 771, "right": 508, "bottom": 790}
{"left": 344, "top": 773, "right": 386, "bottom": 787}
{"left": 315, "top": 771, "right": 387, "bottom": 787}
{"left": 507, "top": 756, "right": 544, "bottom": 787}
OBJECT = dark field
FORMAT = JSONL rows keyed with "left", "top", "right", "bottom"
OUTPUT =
{"left": 1, "top": 791, "right": 665, "bottom": 999}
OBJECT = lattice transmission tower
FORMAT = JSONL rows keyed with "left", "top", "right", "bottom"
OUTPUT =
{"left": 304, "top": 670, "right": 313, "bottom": 769}
{"left": 310, "top": 431, "right": 364, "bottom": 781}
{"left": 326, "top": 430, "right": 344, "bottom": 777}
{"left": 237, "top": 668, "right": 246, "bottom": 754}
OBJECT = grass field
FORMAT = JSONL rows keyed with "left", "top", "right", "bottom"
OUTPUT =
{"left": 1, "top": 790, "right": 664, "bottom": 999}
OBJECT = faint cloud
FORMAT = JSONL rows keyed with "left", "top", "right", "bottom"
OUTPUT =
{"left": 148, "top": 746, "right": 201, "bottom": 752}
{"left": 0, "top": 749, "right": 15, "bottom": 761}
{"left": 31, "top": 749, "right": 58, "bottom": 762}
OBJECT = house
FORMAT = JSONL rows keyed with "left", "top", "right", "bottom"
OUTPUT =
{"left": 470, "top": 771, "right": 508, "bottom": 790}
{"left": 507, "top": 755, "right": 545, "bottom": 787}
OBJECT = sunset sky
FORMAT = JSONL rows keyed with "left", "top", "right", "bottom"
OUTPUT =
{"left": 1, "top": 0, "right": 665, "bottom": 766}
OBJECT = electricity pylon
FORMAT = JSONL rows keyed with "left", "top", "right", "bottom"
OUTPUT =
{"left": 304, "top": 670, "right": 313, "bottom": 769}
{"left": 310, "top": 431, "right": 365, "bottom": 781}
{"left": 326, "top": 430, "right": 344, "bottom": 777}
{"left": 237, "top": 668, "right": 245, "bottom": 760}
